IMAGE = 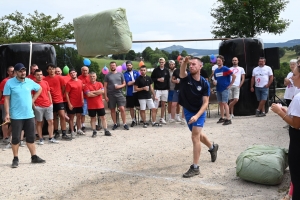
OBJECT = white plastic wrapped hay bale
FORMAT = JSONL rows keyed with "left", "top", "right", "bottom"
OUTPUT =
{"left": 73, "top": 8, "right": 132, "bottom": 57}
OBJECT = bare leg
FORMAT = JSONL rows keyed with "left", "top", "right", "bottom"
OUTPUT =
{"left": 2, "top": 124, "right": 9, "bottom": 139}
{"left": 140, "top": 110, "right": 146, "bottom": 122}
{"left": 36, "top": 121, "right": 43, "bottom": 140}
{"left": 176, "top": 104, "right": 180, "bottom": 115}
{"left": 100, "top": 116, "right": 108, "bottom": 129}
{"left": 219, "top": 102, "right": 224, "bottom": 118}
{"left": 76, "top": 113, "right": 82, "bottom": 130}
{"left": 152, "top": 109, "right": 157, "bottom": 123}
{"left": 191, "top": 126, "right": 202, "bottom": 165}
{"left": 171, "top": 102, "right": 177, "bottom": 119}
{"left": 81, "top": 115, "right": 85, "bottom": 127}
{"left": 168, "top": 102, "right": 172, "bottom": 118}
{"left": 26, "top": 143, "right": 36, "bottom": 156}
{"left": 119, "top": 106, "right": 126, "bottom": 124}
{"left": 200, "top": 132, "right": 212, "bottom": 148}
{"left": 258, "top": 100, "right": 266, "bottom": 112}
{"left": 12, "top": 144, "right": 19, "bottom": 157}
{"left": 129, "top": 108, "right": 135, "bottom": 120}
{"left": 160, "top": 101, "right": 166, "bottom": 119}
{"left": 223, "top": 103, "right": 230, "bottom": 119}
{"left": 90, "top": 117, "right": 96, "bottom": 130}
{"left": 53, "top": 112, "right": 59, "bottom": 130}
{"left": 110, "top": 108, "right": 117, "bottom": 124}
{"left": 58, "top": 110, "right": 66, "bottom": 130}
{"left": 47, "top": 120, "right": 54, "bottom": 138}
{"left": 229, "top": 99, "right": 238, "bottom": 114}
{"left": 69, "top": 114, "right": 75, "bottom": 132}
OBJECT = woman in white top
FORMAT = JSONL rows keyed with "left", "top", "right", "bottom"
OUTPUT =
{"left": 283, "top": 59, "right": 297, "bottom": 106}
{"left": 271, "top": 63, "right": 300, "bottom": 200}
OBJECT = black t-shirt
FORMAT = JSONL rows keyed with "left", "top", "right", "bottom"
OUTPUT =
{"left": 150, "top": 67, "right": 170, "bottom": 90}
{"left": 200, "top": 68, "right": 208, "bottom": 79}
{"left": 134, "top": 75, "right": 153, "bottom": 99}
{"left": 172, "top": 69, "right": 180, "bottom": 90}
{"left": 179, "top": 74, "right": 210, "bottom": 113}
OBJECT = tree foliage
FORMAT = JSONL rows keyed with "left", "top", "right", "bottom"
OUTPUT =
{"left": 278, "top": 48, "right": 285, "bottom": 58}
{"left": 0, "top": 10, "right": 74, "bottom": 43}
{"left": 211, "top": 0, "right": 291, "bottom": 38}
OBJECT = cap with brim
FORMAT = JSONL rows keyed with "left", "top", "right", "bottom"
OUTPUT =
{"left": 14, "top": 63, "right": 26, "bottom": 71}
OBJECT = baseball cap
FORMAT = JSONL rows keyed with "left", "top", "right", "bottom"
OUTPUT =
{"left": 126, "top": 60, "right": 132, "bottom": 65}
{"left": 14, "top": 63, "right": 26, "bottom": 71}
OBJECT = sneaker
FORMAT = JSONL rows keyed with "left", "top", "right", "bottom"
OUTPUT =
{"left": 168, "top": 119, "right": 175, "bottom": 123}
{"left": 49, "top": 138, "right": 59, "bottom": 144}
{"left": 92, "top": 131, "right": 97, "bottom": 138}
{"left": 20, "top": 141, "right": 25, "bottom": 147}
{"left": 175, "top": 116, "right": 182, "bottom": 122}
{"left": 54, "top": 131, "right": 60, "bottom": 139}
{"left": 81, "top": 126, "right": 86, "bottom": 132}
{"left": 96, "top": 125, "right": 102, "bottom": 131}
{"left": 208, "top": 144, "right": 219, "bottom": 162}
{"left": 38, "top": 139, "right": 44, "bottom": 145}
{"left": 11, "top": 158, "right": 19, "bottom": 168}
{"left": 258, "top": 112, "right": 266, "bottom": 117}
{"left": 143, "top": 123, "right": 148, "bottom": 128}
{"left": 31, "top": 156, "right": 46, "bottom": 164}
{"left": 160, "top": 118, "right": 167, "bottom": 124}
{"left": 130, "top": 121, "right": 136, "bottom": 127}
{"left": 112, "top": 124, "right": 118, "bottom": 130}
{"left": 222, "top": 119, "right": 232, "bottom": 125}
{"left": 180, "top": 120, "right": 187, "bottom": 125}
{"left": 230, "top": 114, "right": 234, "bottom": 119}
{"left": 3, "top": 143, "right": 12, "bottom": 151}
{"left": 123, "top": 124, "right": 129, "bottom": 130}
{"left": 182, "top": 165, "right": 200, "bottom": 178}
{"left": 217, "top": 118, "right": 225, "bottom": 123}
{"left": 255, "top": 110, "right": 260, "bottom": 117}
{"left": 105, "top": 130, "right": 112, "bottom": 136}
{"left": 62, "top": 134, "right": 72, "bottom": 141}
{"left": 77, "top": 129, "right": 85, "bottom": 135}
{"left": 283, "top": 124, "right": 289, "bottom": 129}
{"left": 70, "top": 131, "right": 77, "bottom": 139}
{"left": 3, "top": 138, "right": 9, "bottom": 144}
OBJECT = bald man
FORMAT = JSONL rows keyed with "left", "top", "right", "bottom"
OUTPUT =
{"left": 78, "top": 66, "right": 90, "bottom": 131}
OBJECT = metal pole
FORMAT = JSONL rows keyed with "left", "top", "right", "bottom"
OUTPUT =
{"left": 29, "top": 41, "right": 32, "bottom": 74}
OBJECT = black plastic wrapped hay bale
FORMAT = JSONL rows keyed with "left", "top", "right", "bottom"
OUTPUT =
{"left": 219, "top": 38, "right": 264, "bottom": 78}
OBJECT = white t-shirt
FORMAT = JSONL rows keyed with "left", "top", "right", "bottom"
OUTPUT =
{"left": 294, "top": 87, "right": 300, "bottom": 97}
{"left": 252, "top": 65, "right": 273, "bottom": 88}
{"left": 211, "top": 65, "right": 218, "bottom": 81}
{"left": 288, "top": 92, "right": 300, "bottom": 118}
{"left": 230, "top": 66, "right": 245, "bottom": 86}
{"left": 283, "top": 72, "right": 295, "bottom": 100}
{"left": 129, "top": 71, "right": 136, "bottom": 93}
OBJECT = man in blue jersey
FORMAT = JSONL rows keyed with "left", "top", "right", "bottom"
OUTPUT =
{"left": 4, "top": 63, "right": 46, "bottom": 168}
{"left": 213, "top": 55, "right": 236, "bottom": 125}
{"left": 179, "top": 57, "right": 219, "bottom": 178}
{"left": 124, "top": 60, "right": 140, "bottom": 127}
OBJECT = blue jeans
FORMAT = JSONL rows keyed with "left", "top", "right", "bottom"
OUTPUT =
{"left": 255, "top": 87, "right": 269, "bottom": 101}
{"left": 216, "top": 89, "right": 229, "bottom": 103}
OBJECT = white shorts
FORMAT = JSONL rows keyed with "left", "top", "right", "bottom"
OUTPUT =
{"left": 138, "top": 99, "right": 155, "bottom": 110}
{"left": 154, "top": 90, "right": 168, "bottom": 108}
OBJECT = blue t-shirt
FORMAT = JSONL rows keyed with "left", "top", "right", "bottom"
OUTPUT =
{"left": 214, "top": 66, "right": 233, "bottom": 92}
{"left": 124, "top": 70, "right": 140, "bottom": 96}
{"left": 3, "top": 77, "right": 40, "bottom": 119}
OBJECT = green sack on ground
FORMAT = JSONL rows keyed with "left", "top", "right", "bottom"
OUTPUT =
{"left": 73, "top": 8, "right": 132, "bottom": 57}
{"left": 236, "top": 145, "right": 288, "bottom": 185}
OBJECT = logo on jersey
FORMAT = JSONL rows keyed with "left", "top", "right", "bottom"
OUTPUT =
{"left": 197, "top": 86, "right": 202, "bottom": 91}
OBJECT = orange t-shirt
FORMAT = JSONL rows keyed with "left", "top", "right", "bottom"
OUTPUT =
{"left": 44, "top": 75, "right": 65, "bottom": 103}
{"left": 61, "top": 75, "right": 71, "bottom": 102}
{"left": 33, "top": 80, "right": 51, "bottom": 107}
{"left": 65, "top": 79, "right": 83, "bottom": 107}
{"left": 84, "top": 82, "right": 104, "bottom": 109}
{"left": 78, "top": 74, "right": 90, "bottom": 99}
{"left": 0, "top": 77, "right": 10, "bottom": 105}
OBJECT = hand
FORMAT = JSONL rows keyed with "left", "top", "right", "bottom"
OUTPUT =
{"left": 271, "top": 103, "right": 283, "bottom": 114}
{"left": 281, "top": 107, "right": 287, "bottom": 113}
{"left": 250, "top": 87, "right": 254, "bottom": 92}
{"left": 264, "top": 84, "right": 269, "bottom": 88}
{"left": 105, "top": 97, "right": 109, "bottom": 102}
{"left": 158, "top": 78, "right": 164, "bottom": 82}
{"left": 188, "top": 115, "right": 199, "bottom": 124}
{"left": 68, "top": 104, "right": 73, "bottom": 110}
{"left": 5, "top": 114, "right": 10, "bottom": 123}
{"left": 183, "top": 56, "right": 190, "bottom": 64}
{"left": 115, "top": 84, "right": 119, "bottom": 89}
{"left": 213, "top": 81, "right": 217, "bottom": 86}
{"left": 227, "top": 85, "right": 232, "bottom": 89}
{"left": 153, "top": 96, "right": 158, "bottom": 101}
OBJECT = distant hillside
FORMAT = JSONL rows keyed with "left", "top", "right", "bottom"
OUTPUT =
{"left": 161, "top": 39, "right": 300, "bottom": 56}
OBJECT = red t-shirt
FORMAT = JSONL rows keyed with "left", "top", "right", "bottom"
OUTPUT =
{"left": 65, "top": 79, "right": 83, "bottom": 107}
{"left": 33, "top": 80, "right": 51, "bottom": 107}
{"left": 61, "top": 75, "right": 71, "bottom": 102}
{"left": 84, "top": 82, "right": 104, "bottom": 109}
{"left": 0, "top": 77, "right": 10, "bottom": 105}
{"left": 27, "top": 74, "right": 44, "bottom": 81}
{"left": 78, "top": 74, "right": 90, "bottom": 99}
{"left": 44, "top": 75, "right": 65, "bottom": 103}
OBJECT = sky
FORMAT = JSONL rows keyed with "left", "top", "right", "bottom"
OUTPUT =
{"left": 1, "top": 0, "right": 299, "bottom": 52}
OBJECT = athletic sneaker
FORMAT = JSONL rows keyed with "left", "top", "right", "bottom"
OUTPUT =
{"left": 258, "top": 112, "right": 266, "bottom": 117}
{"left": 175, "top": 116, "right": 182, "bottom": 122}
{"left": 105, "top": 130, "right": 112, "bottom": 136}
{"left": 283, "top": 124, "right": 289, "bottom": 129}
{"left": 11, "top": 158, "right": 19, "bottom": 168}
{"left": 31, "top": 155, "right": 46, "bottom": 164}
{"left": 168, "top": 119, "right": 175, "bottom": 123}
{"left": 20, "top": 141, "right": 25, "bottom": 147}
{"left": 70, "top": 131, "right": 76, "bottom": 139}
{"left": 62, "top": 134, "right": 72, "bottom": 140}
{"left": 143, "top": 123, "right": 148, "bottom": 128}
{"left": 3, "top": 138, "right": 9, "bottom": 144}
{"left": 255, "top": 110, "right": 260, "bottom": 117}
{"left": 38, "top": 139, "right": 44, "bottom": 145}
{"left": 54, "top": 131, "right": 60, "bottom": 139}
{"left": 222, "top": 119, "right": 232, "bottom": 125}
{"left": 3, "top": 143, "right": 12, "bottom": 151}
{"left": 130, "top": 121, "right": 136, "bottom": 127}
{"left": 230, "top": 114, "right": 234, "bottom": 119}
{"left": 160, "top": 118, "right": 167, "bottom": 124}
{"left": 124, "top": 124, "right": 129, "bottom": 130}
{"left": 180, "top": 120, "right": 186, "bottom": 125}
{"left": 49, "top": 138, "right": 59, "bottom": 144}
{"left": 183, "top": 165, "right": 200, "bottom": 178}
{"left": 208, "top": 144, "right": 219, "bottom": 162}
{"left": 217, "top": 118, "right": 225, "bottom": 123}
{"left": 112, "top": 124, "right": 118, "bottom": 130}
{"left": 77, "top": 129, "right": 85, "bottom": 135}
{"left": 96, "top": 125, "right": 102, "bottom": 131}
{"left": 81, "top": 126, "right": 86, "bottom": 132}
{"left": 92, "top": 131, "right": 97, "bottom": 138}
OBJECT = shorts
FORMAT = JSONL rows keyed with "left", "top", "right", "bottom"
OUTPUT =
{"left": 82, "top": 99, "right": 88, "bottom": 115}
{"left": 88, "top": 108, "right": 105, "bottom": 117}
{"left": 138, "top": 99, "right": 155, "bottom": 110}
{"left": 154, "top": 90, "right": 168, "bottom": 108}
{"left": 108, "top": 94, "right": 126, "bottom": 109}
{"left": 66, "top": 106, "right": 83, "bottom": 115}
{"left": 53, "top": 102, "right": 65, "bottom": 113}
{"left": 0, "top": 104, "right": 6, "bottom": 121}
{"left": 255, "top": 87, "right": 269, "bottom": 101}
{"left": 183, "top": 108, "right": 206, "bottom": 131}
{"left": 34, "top": 105, "right": 53, "bottom": 121}
{"left": 172, "top": 90, "right": 179, "bottom": 102}
{"left": 11, "top": 118, "right": 35, "bottom": 145}
{"left": 228, "top": 85, "right": 240, "bottom": 100}
{"left": 216, "top": 89, "right": 229, "bottom": 103}
{"left": 126, "top": 93, "right": 140, "bottom": 108}
{"left": 168, "top": 90, "right": 174, "bottom": 102}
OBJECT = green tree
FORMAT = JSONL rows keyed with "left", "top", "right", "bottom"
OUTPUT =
{"left": 201, "top": 55, "right": 211, "bottom": 64}
{"left": 278, "top": 48, "right": 285, "bottom": 58}
{"left": 274, "top": 62, "right": 290, "bottom": 88}
{"left": 294, "top": 45, "right": 300, "bottom": 55}
{"left": 181, "top": 50, "right": 188, "bottom": 57}
{"left": 211, "top": 0, "right": 291, "bottom": 38}
{"left": 142, "top": 47, "right": 154, "bottom": 61}
{"left": 125, "top": 50, "right": 136, "bottom": 61}
{"left": 0, "top": 10, "right": 74, "bottom": 43}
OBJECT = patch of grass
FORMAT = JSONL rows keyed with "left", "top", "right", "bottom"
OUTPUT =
{"left": 90, "top": 58, "right": 152, "bottom": 70}
{"left": 280, "top": 50, "right": 297, "bottom": 63}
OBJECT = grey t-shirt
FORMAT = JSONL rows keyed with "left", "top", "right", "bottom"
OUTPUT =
{"left": 104, "top": 72, "right": 125, "bottom": 96}
{"left": 169, "top": 69, "right": 176, "bottom": 90}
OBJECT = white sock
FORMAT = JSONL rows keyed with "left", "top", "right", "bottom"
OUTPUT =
{"left": 82, "top": 123, "right": 85, "bottom": 127}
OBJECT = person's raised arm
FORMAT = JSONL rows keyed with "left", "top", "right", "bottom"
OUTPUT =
{"left": 180, "top": 57, "right": 189, "bottom": 78}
